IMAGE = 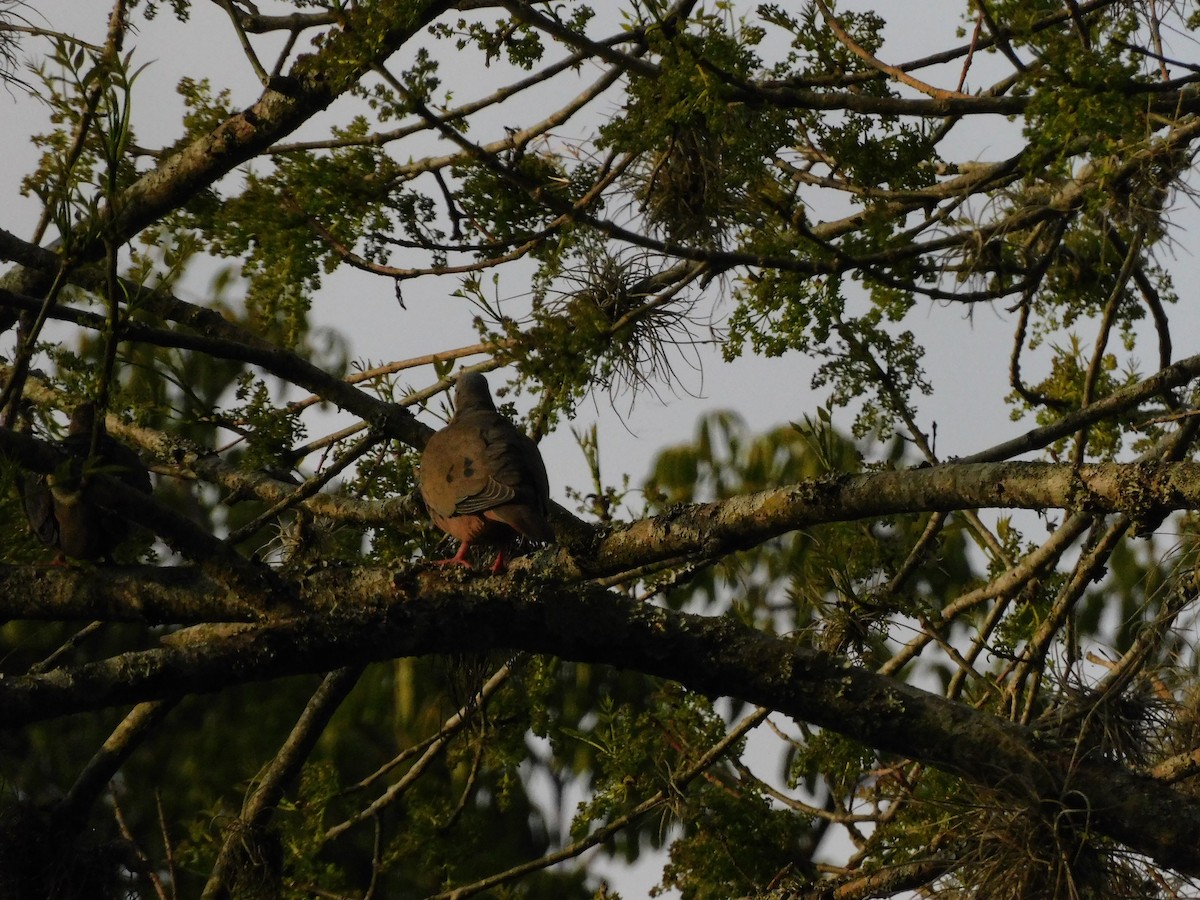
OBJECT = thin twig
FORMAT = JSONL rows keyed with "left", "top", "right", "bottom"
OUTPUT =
{"left": 427, "top": 707, "right": 770, "bottom": 900}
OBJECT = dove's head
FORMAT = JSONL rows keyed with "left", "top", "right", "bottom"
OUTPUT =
{"left": 453, "top": 372, "right": 497, "bottom": 417}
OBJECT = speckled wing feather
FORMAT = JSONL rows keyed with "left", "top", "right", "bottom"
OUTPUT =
{"left": 420, "top": 415, "right": 512, "bottom": 519}
{"left": 418, "top": 373, "right": 554, "bottom": 550}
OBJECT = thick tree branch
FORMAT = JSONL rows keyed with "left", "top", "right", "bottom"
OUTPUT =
{"left": 4, "top": 459, "right": 1200, "bottom": 623}
{"left": 106, "top": 0, "right": 457, "bottom": 245}
{"left": 579, "top": 459, "right": 1200, "bottom": 577}
{"left": 202, "top": 667, "right": 363, "bottom": 900}
{"left": 0, "top": 284, "right": 433, "bottom": 449}
{"left": 0, "top": 426, "right": 290, "bottom": 608}
{"left": 2, "top": 577, "right": 1200, "bottom": 874}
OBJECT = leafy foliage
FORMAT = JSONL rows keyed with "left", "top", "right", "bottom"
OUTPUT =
{"left": 3, "top": 1, "right": 1200, "bottom": 897}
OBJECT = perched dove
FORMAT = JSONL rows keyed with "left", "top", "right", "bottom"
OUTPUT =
{"left": 418, "top": 373, "right": 553, "bottom": 572}
{"left": 21, "top": 402, "right": 153, "bottom": 562}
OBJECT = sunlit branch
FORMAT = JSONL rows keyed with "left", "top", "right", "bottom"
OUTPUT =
{"left": 1074, "top": 225, "right": 1146, "bottom": 465}
{"left": 880, "top": 514, "right": 1092, "bottom": 678}
{"left": 56, "top": 699, "right": 178, "bottom": 832}
{"left": 0, "top": 285, "right": 435, "bottom": 450}
{"left": 218, "top": 3, "right": 339, "bottom": 34}
{"left": 764, "top": 0, "right": 1120, "bottom": 91}
{"left": 500, "top": 0, "right": 665, "bottom": 78}
{"left": 212, "top": 0, "right": 271, "bottom": 87}
{"left": 224, "top": 429, "right": 384, "bottom": 548}
{"left": 813, "top": 0, "right": 972, "bottom": 101}
{"left": 427, "top": 704, "right": 768, "bottom": 899}
{"left": 1007, "top": 516, "right": 1131, "bottom": 723}
{"left": 959, "top": 351, "right": 1200, "bottom": 465}
{"left": 269, "top": 36, "right": 625, "bottom": 155}
{"left": 107, "top": 0, "right": 458, "bottom": 246}
{"left": 202, "top": 667, "right": 363, "bottom": 899}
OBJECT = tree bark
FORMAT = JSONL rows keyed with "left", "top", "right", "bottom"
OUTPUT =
{"left": 1, "top": 572, "right": 1198, "bottom": 873}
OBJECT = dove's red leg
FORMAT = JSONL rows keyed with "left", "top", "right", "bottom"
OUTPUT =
{"left": 488, "top": 547, "right": 508, "bottom": 574}
{"left": 434, "top": 540, "right": 474, "bottom": 568}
